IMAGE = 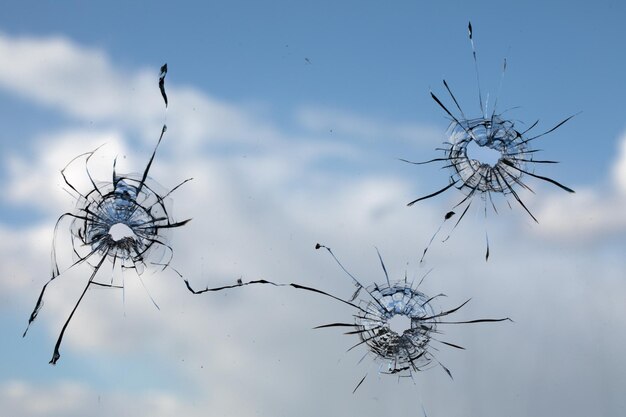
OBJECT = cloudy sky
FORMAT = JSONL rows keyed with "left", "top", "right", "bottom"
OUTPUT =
{"left": 0, "top": 1, "right": 625, "bottom": 416}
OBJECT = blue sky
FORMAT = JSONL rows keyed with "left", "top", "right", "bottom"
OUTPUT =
{"left": 2, "top": 0, "right": 624, "bottom": 182}
{"left": 0, "top": 1, "right": 625, "bottom": 416}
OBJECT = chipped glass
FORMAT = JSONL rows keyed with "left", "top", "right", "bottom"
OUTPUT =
{"left": 23, "top": 64, "right": 192, "bottom": 364}
{"left": 404, "top": 23, "right": 575, "bottom": 261}
{"left": 303, "top": 244, "right": 510, "bottom": 392}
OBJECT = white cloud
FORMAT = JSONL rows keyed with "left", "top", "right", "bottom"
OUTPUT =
{"left": 533, "top": 131, "right": 626, "bottom": 243}
{"left": 0, "top": 32, "right": 444, "bottom": 415}
{"left": 0, "top": 32, "right": 625, "bottom": 417}
{"left": 0, "top": 380, "right": 201, "bottom": 417}
{"left": 0, "top": 33, "right": 285, "bottom": 148}
{"left": 296, "top": 106, "right": 441, "bottom": 145}
{"left": 0, "top": 35, "right": 122, "bottom": 118}
{"left": 0, "top": 33, "right": 433, "bottom": 153}
{"left": 5, "top": 130, "right": 128, "bottom": 208}
{"left": 612, "top": 131, "right": 626, "bottom": 194}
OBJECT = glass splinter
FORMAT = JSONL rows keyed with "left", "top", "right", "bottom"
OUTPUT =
{"left": 403, "top": 22, "right": 576, "bottom": 262}
{"left": 183, "top": 243, "right": 511, "bottom": 393}
{"left": 23, "top": 63, "right": 193, "bottom": 364}
{"left": 309, "top": 244, "right": 510, "bottom": 392}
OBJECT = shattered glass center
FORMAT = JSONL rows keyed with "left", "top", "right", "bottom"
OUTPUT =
{"left": 355, "top": 282, "right": 437, "bottom": 374}
{"left": 388, "top": 314, "right": 412, "bottom": 335}
{"left": 108, "top": 223, "right": 136, "bottom": 242}
{"left": 82, "top": 178, "right": 163, "bottom": 261}
{"left": 447, "top": 116, "right": 527, "bottom": 194}
{"left": 466, "top": 138, "right": 501, "bottom": 167}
